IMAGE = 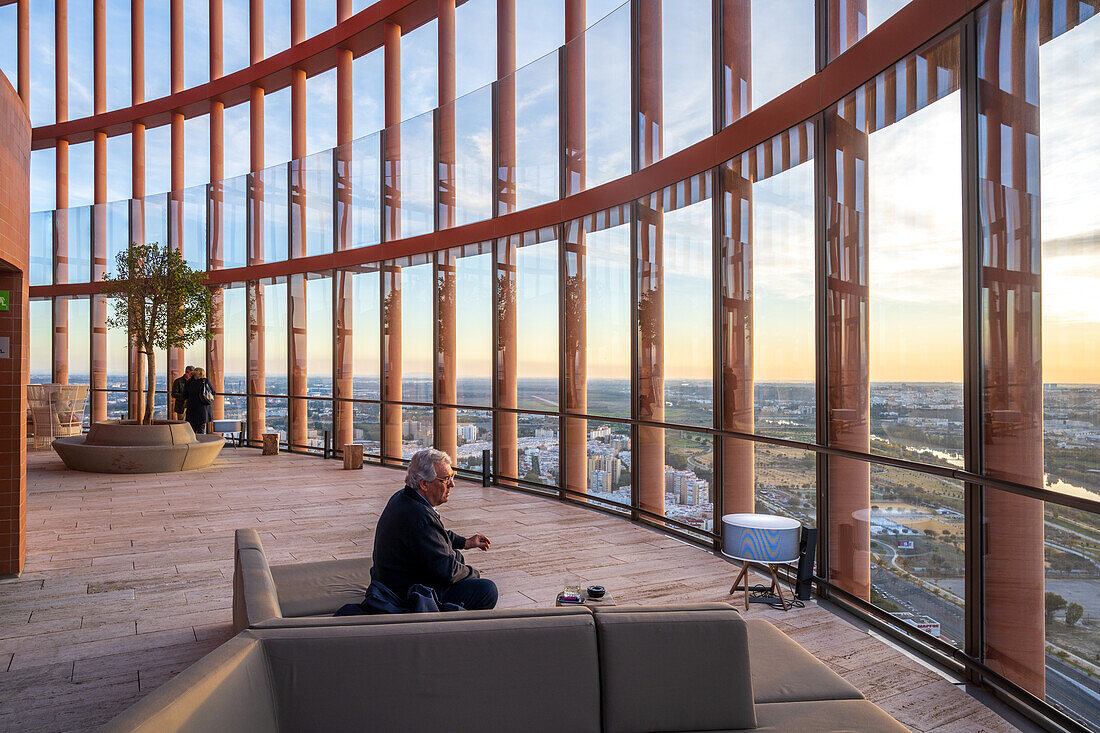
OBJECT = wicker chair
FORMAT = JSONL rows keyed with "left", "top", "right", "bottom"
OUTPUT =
{"left": 27, "top": 384, "right": 89, "bottom": 449}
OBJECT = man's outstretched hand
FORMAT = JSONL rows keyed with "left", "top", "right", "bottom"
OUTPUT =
{"left": 465, "top": 534, "right": 491, "bottom": 551}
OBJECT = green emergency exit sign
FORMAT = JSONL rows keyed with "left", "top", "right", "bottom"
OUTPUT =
{"left": 0, "top": 291, "right": 8, "bottom": 311}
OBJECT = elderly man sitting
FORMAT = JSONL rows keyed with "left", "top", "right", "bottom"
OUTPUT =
{"left": 369, "top": 448, "right": 498, "bottom": 611}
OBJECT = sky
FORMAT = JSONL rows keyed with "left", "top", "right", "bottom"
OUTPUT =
{"left": 12, "top": 0, "right": 1100, "bottom": 391}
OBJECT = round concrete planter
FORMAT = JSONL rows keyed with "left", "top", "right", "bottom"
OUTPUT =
{"left": 52, "top": 420, "right": 225, "bottom": 474}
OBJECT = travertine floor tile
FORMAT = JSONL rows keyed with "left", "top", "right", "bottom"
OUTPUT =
{"left": 0, "top": 449, "right": 1022, "bottom": 732}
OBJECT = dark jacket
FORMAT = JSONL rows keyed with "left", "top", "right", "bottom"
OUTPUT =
{"left": 370, "top": 486, "right": 479, "bottom": 597}
{"left": 171, "top": 375, "right": 189, "bottom": 412}
{"left": 183, "top": 377, "right": 213, "bottom": 427}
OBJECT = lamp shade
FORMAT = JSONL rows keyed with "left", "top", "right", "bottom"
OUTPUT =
{"left": 721, "top": 513, "right": 802, "bottom": 563}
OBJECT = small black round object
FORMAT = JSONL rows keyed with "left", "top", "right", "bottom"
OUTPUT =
{"left": 587, "top": 585, "right": 605, "bottom": 598}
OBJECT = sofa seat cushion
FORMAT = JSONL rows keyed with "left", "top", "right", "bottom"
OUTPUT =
{"left": 261, "top": 614, "right": 602, "bottom": 733}
{"left": 754, "top": 699, "right": 910, "bottom": 731}
{"left": 269, "top": 557, "right": 373, "bottom": 617}
{"left": 746, "top": 619, "right": 864, "bottom": 703}
{"left": 593, "top": 607, "right": 756, "bottom": 733}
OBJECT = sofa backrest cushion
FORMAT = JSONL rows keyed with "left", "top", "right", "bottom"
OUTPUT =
{"left": 100, "top": 635, "right": 279, "bottom": 733}
{"left": 745, "top": 619, "right": 864, "bottom": 704}
{"left": 254, "top": 604, "right": 592, "bottom": 629}
{"left": 593, "top": 607, "right": 756, "bottom": 733}
{"left": 269, "top": 557, "right": 373, "bottom": 617}
{"left": 257, "top": 613, "right": 602, "bottom": 733}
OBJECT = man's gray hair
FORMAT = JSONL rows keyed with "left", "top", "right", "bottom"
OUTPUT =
{"left": 405, "top": 448, "right": 452, "bottom": 488}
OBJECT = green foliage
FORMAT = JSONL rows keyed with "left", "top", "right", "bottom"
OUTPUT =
{"left": 102, "top": 242, "right": 213, "bottom": 424}
{"left": 1045, "top": 592, "right": 1068, "bottom": 623}
{"left": 1065, "top": 602, "right": 1083, "bottom": 627}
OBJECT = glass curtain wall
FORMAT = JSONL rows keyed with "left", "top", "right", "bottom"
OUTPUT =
{"left": 16, "top": 3, "right": 1100, "bottom": 728}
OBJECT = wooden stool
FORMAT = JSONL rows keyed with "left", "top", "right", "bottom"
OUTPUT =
{"left": 343, "top": 443, "right": 364, "bottom": 470}
{"left": 729, "top": 561, "right": 788, "bottom": 611}
{"left": 262, "top": 433, "right": 280, "bottom": 455}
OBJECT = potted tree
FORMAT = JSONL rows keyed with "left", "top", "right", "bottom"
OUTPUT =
{"left": 51, "top": 242, "right": 225, "bottom": 473}
{"left": 103, "top": 241, "right": 213, "bottom": 425}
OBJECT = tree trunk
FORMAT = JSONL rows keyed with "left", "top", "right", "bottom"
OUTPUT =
{"left": 144, "top": 350, "right": 156, "bottom": 425}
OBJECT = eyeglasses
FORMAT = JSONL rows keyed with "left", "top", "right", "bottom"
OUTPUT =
{"left": 435, "top": 473, "right": 456, "bottom": 487}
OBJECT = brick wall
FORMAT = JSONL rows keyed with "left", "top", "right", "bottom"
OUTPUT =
{"left": 0, "top": 72, "right": 31, "bottom": 575}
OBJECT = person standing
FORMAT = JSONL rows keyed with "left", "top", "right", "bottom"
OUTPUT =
{"left": 171, "top": 365, "right": 194, "bottom": 421}
{"left": 183, "top": 367, "right": 214, "bottom": 435}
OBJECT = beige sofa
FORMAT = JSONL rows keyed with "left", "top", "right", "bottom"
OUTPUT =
{"left": 101, "top": 529, "right": 908, "bottom": 731}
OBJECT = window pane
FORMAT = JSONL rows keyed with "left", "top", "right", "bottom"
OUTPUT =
{"left": 748, "top": 138, "right": 816, "bottom": 442}
{"left": 0, "top": 4, "right": 16, "bottom": 84}
{"left": 584, "top": 221, "right": 630, "bottom": 419}
{"left": 454, "top": 248, "right": 492, "bottom": 407}
{"left": 868, "top": 93, "right": 964, "bottom": 466}
{"left": 293, "top": 151, "right": 333, "bottom": 258}
{"left": 516, "top": 413, "right": 559, "bottom": 490}
{"left": 752, "top": 442, "right": 817, "bottom": 527}
{"left": 353, "top": 48, "right": 384, "bottom": 138}
{"left": 264, "top": 86, "right": 291, "bottom": 167}
{"left": 349, "top": 133, "right": 381, "bottom": 248}
{"left": 582, "top": 3, "right": 631, "bottom": 190}
{"left": 264, "top": 0, "right": 289, "bottom": 58}
{"left": 452, "top": 86, "right": 493, "bottom": 226}
{"left": 67, "top": 297, "right": 91, "bottom": 394}
{"left": 181, "top": 185, "right": 206, "bottom": 271}
{"left": 184, "top": 0, "right": 210, "bottom": 87}
{"left": 514, "top": 53, "right": 559, "bottom": 210}
{"left": 401, "top": 21, "right": 436, "bottom": 119}
{"left": 106, "top": 0, "right": 131, "bottom": 111}
{"left": 352, "top": 268, "right": 380, "bottom": 399}
{"left": 67, "top": 0, "right": 93, "bottom": 120}
{"left": 352, "top": 401, "right": 381, "bottom": 456}
{"left": 219, "top": 174, "right": 249, "bottom": 269}
{"left": 585, "top": 418, "right": 632, "bottom": 508}
{"left": 400, "top": 260, "right": 433, "bottom": 404}
{"left": 306, "top": 68, "right": 337, "bottom": 155}
{"left": 751, "top": 0, "right": 815, "bottom": 109}
{"left": 398, "top": 112, "right": 434, "bottom": 239}
{"left": 1040, "top": 15, "right": 1100, "bottom": 504}
{"left": 145, "top": 0, "right": 171, "bottom": 100}
{"left": 516, "top": 238, "right": 558, "bottom": 410}
{"left": 871, "top": 467, "right": 965, "bottom": 649}
{"left": 63, "top": 206, "right": 92, "bottom": 284}
{"left": 264, "top": 278, "right": 287, "bottom": 396}
{"left": 401, "top": 405, "right": 433, "bottom": 458}
{"left": 664, "top": 428, "right": 715, "bottom": 535}
{"left": 30, "top": 300, "right": 52, "bottom": 383}
{"left": 455, "top": 409, "right": 493, "bottom": 473}
{"left": 29, "top": 0, "right": 55, "bottom": 126}
{"left": 30, "top": 212, "right": 53, "bottom": 287}
{"left": 516, "top": 0, "right": 562, "bottom": 70}
{"left": 222, "top": 0, "right": 250, "bottom": 75}
{"left": 661, "top": 0, "right": 711, "bottom": 157}
{"left": 260, "top": 163, "right": 288, "bottom": 263}
{"left": 456, "top": 0, "right": 495, "bottom": 97}
{"left": 222, "top": 284, "right": 247, "bottom": 395}
{"left": 663, "top": 197, "right": 712, "bottom": 429}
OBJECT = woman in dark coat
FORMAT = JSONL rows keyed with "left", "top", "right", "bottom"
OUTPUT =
{"left": 183, "top": 367, "right": 214, "bottom": 434}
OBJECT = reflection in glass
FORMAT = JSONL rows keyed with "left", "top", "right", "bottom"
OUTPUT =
{"left": 1039, "top": 16, "right": 1100, "bottom": 504}
{"left": 399, "top": 113, "right": 435, "bottom": 239}
{"left": 663, "top": 198, "right": 712, "bottom": 428}
{"left": 749, "top": 137, "right": 816, "bottom": 443}
{"left": 351, "top": 268, "right": 380, "bottom": 399}
{"left": 453, "top": 87, "right": 494, "bottom": 226}
{"left": 181, "top": 187, "right": 207, "bottom": 271}
{"left": 454, "top": 247, "right": 492, "bottom": 407}
{"left": 584, "top": 222, "right": 630, "bottom": 419}
{"left": 751, "top": 0, "right": 815, "bottom": 109}
{"left": 400, "top": 260, "right": 434, "bottom": 404}
{"left": 65, "top": 207, "right": 93, "bottom": 284}
{"left": 582, "top": 3, "right": 631, "bottom": 189}
{"left": 264, "top": 279, "right": 288, "bottom": 396}
{"left": 348, "top": 134, "right": 381, "bottom": 249}
{"left": 869, "top": 466, "right": 964, "bottom": 649}
{"left": 218, "top": 284, "right": 247, "bottom": 396}
{"left": 868, "top": 93, "right": 963, "bottom": 465}
{"left": 514, "top": 53, "right": 559, "bottom": 210}
{"left": 261, "top": 164, "right": 289, "bottom": 263}
{"left": 516, "top": 238, "right": 559, "bottom": 410}
{"left": 661, "top": 0, "right": 711, "bottom": 157}
{"left": 30, "top": 212, "right": 52, "bottom": 287}
{"left": 218, "top": 175, "right": 249, "bottom": 270}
